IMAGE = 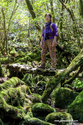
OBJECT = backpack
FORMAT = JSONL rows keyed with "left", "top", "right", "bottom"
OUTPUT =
{"left": 42, "top": 23, "right": 59, "bottom": 41}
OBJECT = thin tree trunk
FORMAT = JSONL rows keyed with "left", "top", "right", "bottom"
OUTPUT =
{"left": 7, "top": 0, "right": 18, "bottom": 35}
{"left": 59, "top": 0, "right": 81, "bottom": 48}
{"left": 50, "top": 0, "right": 55, "bottom": 22}
{"left": 25, "top": 0, "right": 41, "bottom": 31}
{"left": 59, "top": 3, "right": 64, "bottom": 43}
{"left": 79, "top": 0, "right": 83, "bottom": 18}
{"left": 1, "top": 0, "right": 18, "bottom": 54}
{"left": 1, "top": 8, "right": 7, "bottom": 54}
{"left": 46, "top": 1, "right": 49, "bottom": 11}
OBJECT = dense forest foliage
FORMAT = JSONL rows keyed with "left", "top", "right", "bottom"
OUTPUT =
{"left": 0, "top": 0, "right": 83, "bottom": 125}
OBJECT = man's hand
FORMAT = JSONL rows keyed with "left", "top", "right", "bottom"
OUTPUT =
{"left": 52, "top": 36, "right": 57, "bottom": 47}
{"left": 40, "top": 42, "right": 43, "bottom": 48}
{"left": 52, "top": 41, "right": 57, "bottom": 47}
{"left": 40, "top": 36, "right": 44, "bottom": 48}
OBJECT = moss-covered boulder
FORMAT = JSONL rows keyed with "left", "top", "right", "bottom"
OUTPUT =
{"left": 67, "top": 90, "right": 83, "bottom": 122}
{"left": 32, "top": 103, "right": 55, "bottom": 119}
{"left": 0, "top": 63, "right": 5, "bottom": 77}
{"left": 26, "top": 93, "right": 42, "bottom": 103}
{"left": 0, "top": 94, "right": 25, "bottom": 119}
{"left": 0, "top": 77, "right": 31, "bottom": 94}
{"left": 52, "top": 87, "right": 78, "bottom": 108}
{"left": 19, "top": 117, "right": 54, "bottom": 125}
{"left": 45, "top": 112, "right": 73, "bottom": 125}
{"left": 1, "top": 85, "right": 31, "bottom": 107}
{"left": 0, "top": 86, "right": 32, "bottom": 119}
{"left": 0, "top": 77, "right": 32, "bottom": 121}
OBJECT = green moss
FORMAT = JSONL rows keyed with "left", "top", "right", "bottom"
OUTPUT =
{"left": 0, "top": 63, "right": 5, "bottom": 77}
{"left": 22, "top": 73, "right": 35, "bottom": 87}
{"left": 34, "top": 75, "right": 46, "bottom": 83}
{"left": 52, "top": 87, "right": 78, "bottom": 108}
{"left": 45, "top": 112, "right": 73, "bottom": 125}
{"left": 17, "top": 50, "right": 25, "bottom": 57}
{"left": 10, "top": 48, "right": 17, "bottom": 56}
{"left": 72, "top": 78, "right": 83, "bottom": 90}
{"left": 16, "top": 50, "right": 41, "bottom": 62}
{"left": 22, "top": 74, "right": 47, "bottom": 94}
{"left": 37, "top": 81, "right": 46, "bottom": 95}
{"left": 32, "top": 103, "right": 55, "bottom": 118}
{"left": 0, "top": 77, "right": 31, "bottom": 94}
{"left": 0, "top": 94, "right": 31, "bottom": 120}
{"left": 67, "top": 90, "right": 83, "bottom": 122}
{"left": 29, "top": 93, "right": 42, "bottom": 103}
{"left": 0, "top": 77, "right": 33, "bottom": 121}
{"left": 19, "top": 117, "right": 54, "bottom": 125}
{"left": 1, "top": 85, "right": 31, "bottom": 107}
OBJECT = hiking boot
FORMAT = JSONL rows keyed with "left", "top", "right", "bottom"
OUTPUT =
{"left": 50, "top": 68, "right": 56, "bottom": 70}
{"left": 37, "top": 65, "right": 45, "bottom": 69}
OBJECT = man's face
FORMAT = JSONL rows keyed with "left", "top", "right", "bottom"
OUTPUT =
{"left": 45, "top": 15, "right": 51, "bottom": 23}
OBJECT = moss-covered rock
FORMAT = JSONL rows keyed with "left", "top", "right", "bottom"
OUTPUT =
{"left": 0, "top": 77, "right": 31, "bottom": 94}
{"left": 0, "top": 94, "right": 25, "bottom": 119}
{"left": 19, "top": 117, "right": 54, "bottom": 125}
{"left": 1, "top": 85, "right": 31, "bottom": 107}
{"left": 0, "top": 77, "right": 32, "bottom": 120}
{"left": 45, "top": 112, "right": 73, "bottom": 125}
{"left": 67, "top": 90, "right": 83, "bottom": 122}
{"left": 32, "top": 103, "right": 55, "bottom": 119}
{"left": 0, "top": 63, "right": 5, "bottom": 77}
{"left": 52, "top": 87, "right": 78, "bottom": 108}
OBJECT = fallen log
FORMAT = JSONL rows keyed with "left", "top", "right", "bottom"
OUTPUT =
{"left": 6, "top": 63, "right": 83, "bottom": 78}
{"left": 6, "top": 63, "right": 65, "bottom": 76}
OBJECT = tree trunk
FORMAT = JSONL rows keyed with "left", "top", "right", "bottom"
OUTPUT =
{"left": 50, "top": 0, "right": 55, "bottom": 22}
{"left": 25, "top": 0, "right": 41, "bottom": 31}
{"left": 42, "top": 49, "right": 83, "bottom": 103}
{"left": 79, "top": 0, "right": 83, "bottom": 18}
{"left": 59, "top": 2, "right": 64, "bottom": 43}
{"left": 59, "top": 0, "right": 81, "bottom": 47}
{"left": 1, "top": 8, "right": 7, "bottom": 54}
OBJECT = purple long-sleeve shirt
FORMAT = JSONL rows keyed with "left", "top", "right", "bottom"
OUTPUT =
{"left": 42, "top": 23, "right": 58, "bottom": 39}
